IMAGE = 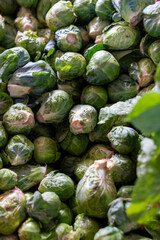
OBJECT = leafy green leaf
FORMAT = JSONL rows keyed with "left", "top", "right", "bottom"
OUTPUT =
{"left": 128, "top": 92, "right": 160, "bottom": 134}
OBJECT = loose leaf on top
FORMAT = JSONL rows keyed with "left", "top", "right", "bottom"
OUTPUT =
{"left": 127, "top": 92, "right": 160, "bottom": 135}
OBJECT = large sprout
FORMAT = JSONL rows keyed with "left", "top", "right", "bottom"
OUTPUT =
{"left": 8, "top": 60, "right": 57, "bottom": 98}
{"left": 74, "top": 213, "right": 100, "bottom": 240}
{"left": 27, "top": 191, "right": 61, "bottom": 224}
{"left": 46, "top": 1, "right": 76, "bottom": 32}
{"left": 10, "top": 164, "right": 47, "bottom": 191}
{"left": 107, "top": 126, "right": 139, "bottom": 154}
{"left": 0, "top": 47, "right": 30, "bottom": 84}
{"left": 73, "top": 0, "right": 96, "bottom": 22}
{"left": 0, "top": 169, "right": 17, "bottom": 191}
{"left": 5, "top": 135, "right": 34, "bottom": 166}
{"left": 56, "top": 121, "right": 89, "bottom": 156}
{"left": 107, "top": 154, "right": 136, "bottom": 185}
{"left": 69, "top": 104, "right": 97, "bottom": 134}
{"left": 55, "top": 25, "right": 82, "bottom": 52}
{"left": 76, "top": 159, "right": 117, "bottom": 218}
{"left": 3, "top": 103, "right": 35, "bottom": 135}
{"left": 129, "top": 58, "right": 155, "bottom": 87}
{"left": 39, "top": 171, "right": 75, "bottom": 201}
{"left": 15, "top": 31, "right": 45, "bottom": 61}
{"left": 94, "top": 226, "right": 124, "bottom": 240}
{"left": 95, "top": 0, "right": 115, "bottom": 20}
{"left": 81, "top": 85, "right": 108, "bottom": 109}
{"left": 55, "top": 52, "right": 86, "bottom": 80}
{"left": 96, "top": 22, "right": 141, "bottom": 50}
{"left": 85, "top": 50, "right": 120, "bottom": 85}
{"left": 18, "top": 218, "right": 41, "bottom": 240}
{"left": 34, "top": 136, "right": 61, "bottom": 164}
{"left": 0, "top": 188, "right": 26, "bottom": 235}
{"left": 107, "top": 74, "right": 139, "bottom": 103}
{"left": 36, "top": 90, "right": 73, "bottom": 124}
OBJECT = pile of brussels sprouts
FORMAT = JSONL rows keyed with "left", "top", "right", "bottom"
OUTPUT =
{"left": 0, "top": 0, "right": 160, "bottom": 239}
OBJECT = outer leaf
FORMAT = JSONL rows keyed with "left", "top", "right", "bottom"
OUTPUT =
{"left": 128, "top": 92, "right": 160, "bottom": 135}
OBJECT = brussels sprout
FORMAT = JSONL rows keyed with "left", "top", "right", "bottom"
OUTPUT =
{"left": 74, "top": 144, "right": 114, "bottom": 180}
{"left": 1, "top": 23, "right": 17, "bottom": 49}
{"left": 55, "top": 223, "right": 80, "bottom": 240}
{"left": 16, "top": 0, "right": 38, "bottom": 8}
{"left": 5, "top": 135, "right": 34, "bottom": 166}
{"left": 148, "top": 40, "right": 160, "bottom": 65}
{"left": 0, "top": 47, "right": 30, "bottom": 84}
{"left": 59, "top": 155, "right": 80, "bottom": 177}
{"left": 8, "top": 60, "right": 57, "bottom": 98}
{"left": 74, "top": 213, "right": 100, "bottom": 240}
{"left": 0, "top": 124, "right": 8, "bottom": 149}
{"left": 107, "top": 126, "right": 139, "bottom": 154}
{"left": 46, "top": 1, "right": 76, "bottom": 32}
{"left": 37, "top": 0, "right": 60, "bottom": 25}
{"left": 0, "top": 188, "right": 26, "bottom": 235}
{"left": 108, "top": 198, "right": 139, "bottom": 233}
{"left": 10, "top": 164, "right": 47, "bottom": 191}
{"left": 55, "top": 25, "right": 82, "bottom": 52}
{"left": 88, "top": 17, "right": 110, "bottom": 39}
{"left": 143, "top": 2, "right": 160, "bottom": 37}
{"left": 129, "top": 58, "right": 155, "bottom": 87}
{"left": 76, "top": 159, "right": 117, "bottom": 218}
{"left": 107, "top": 154, "right": 136, "bottom": 184}
{"left": 140, "top": 34, "right": 155, "bottom": 56}
{"left": 15, "top": 10, "right": 38, "bottom": 32}
{"left": 27, "top": 191, "right": 61, "bottom": 224}
{"left": 73, "top": 0, "right": 96, "bottom": 22}
{"left": 124, "top": 234, "right": 152, "bottom": 240}
{"left": 55, "top": 52, "right": 86, "bottom": 80}
{"left": 57, "top": 77, "right": 85, "bottom": 103}
{"left": 18, "top": 218, "right": 41, "bottom": 240}
{"left": 95, "top": 0, "right": 115, "bottom": 20}
{"left": 107, "top": 74, "right": 139, "bottom": 103}
{"left": 94, "top": 226, "right": 124, "bottom": 240}
{"left": 57, "top": 202, "right": 73, "bottom": 225}
{"left": 90, "top": 96, "right": 140, "bottom": 142}
{"left": 39, "top": 171, "right": 75, "bottom": 201}
{"left": 117, "top": 186, "right": 134, "bottom": 198}
{"left": 96, "top": 22, "right": 141, "bottom": 50}
{"left": 85, "top": 50, "right": 120, "bottom": 85}
{"left": 0, "top": 15, "right": 5, "bottom": 43}
{"left": 0, "top": 0, "right": 19, "bottom": 15}
{"left": 0, "top": 169, "right": 17, "bottom": 191}
{"left": 34, "top": 136, "right": 61, "bottom": 164}
{"left": 15, "top": 30, "right": 45, "bottom": 61}
{"left": 0, "top": 92, "right": 13, "bottom": 115}
{"left": 56, "top": 121, "right": 89, "bottom": 156}
{"left": 3, "top": 103, "right": 35, "bottom": 135}
{"left": 36, "top": 90, "right": 73, "bottom": 124}
{"left": 120, "top": 0, "right": 154, "bottom": 27}
{"left": 69, "top": 104, "right": 97, "bottom": 134}
{"left": 81, "top": 85, "right": 108, "bottom": 109}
